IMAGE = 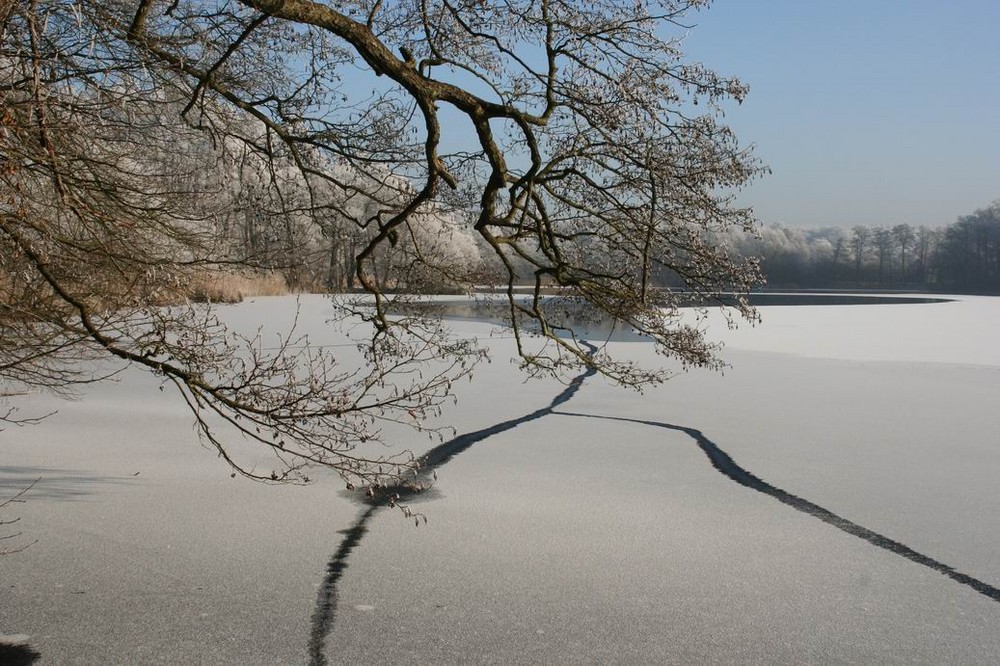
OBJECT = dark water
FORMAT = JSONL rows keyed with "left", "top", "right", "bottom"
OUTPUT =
{"left": 399, "top": 293, "right": 952, "bottom": 342}
{"left": 405, "top": 299, "right": 647, "bottom": 341}
{"left": 738, "top": 293, "right": 952, "bottom": 306}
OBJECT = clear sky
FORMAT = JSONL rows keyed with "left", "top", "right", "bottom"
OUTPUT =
{"left": 683, "top": 0, "right": 1000, "bottom": 228}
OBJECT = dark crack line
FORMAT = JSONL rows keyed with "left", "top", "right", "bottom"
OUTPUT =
{"left": 307, "top": 505, "right": 378, "bottom": 666}
{"left": 418, "top": 361, "right": 597, "bottom": 472}
{"left": 307, "top": 350, "right": 598, "bottom": 665}
{"left": 555, "top": 409, "right": 1000, "bottom": 604}
{"left": 0, "top": 642, "right": 41, "bottom": 666}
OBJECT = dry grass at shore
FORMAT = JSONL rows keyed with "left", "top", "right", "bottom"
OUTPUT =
{"left": 186, "top": 271, "right": 291, "bottom": 303}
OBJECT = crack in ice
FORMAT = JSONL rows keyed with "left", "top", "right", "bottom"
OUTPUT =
{"left": 555, "top": 409, "right": 1000, "bottom": 604}
{"left": 307, "top": 354, "right": 598, "bottom": 664}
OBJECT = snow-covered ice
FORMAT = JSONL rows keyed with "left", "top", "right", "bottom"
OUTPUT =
{"left": 697, "top": 294, "right": 1000, "bottom": 366}
{"left": 2, "top": 294, "right": 999, "bottom": 663}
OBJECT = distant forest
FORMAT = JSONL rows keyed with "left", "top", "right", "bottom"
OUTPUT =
{"left": 719, "top": 201, "right": 1000, "bottom": 294}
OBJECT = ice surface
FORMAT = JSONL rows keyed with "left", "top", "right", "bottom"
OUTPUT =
{"left": 2, "top": 294, "right": 999, "bottom": 663}
{"left": 696, "top": 294, "right": 1000, "bottom": 366}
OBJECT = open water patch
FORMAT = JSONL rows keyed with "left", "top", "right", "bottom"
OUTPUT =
{"left": 396, "top": 292, "right": 953, "bottom": 343}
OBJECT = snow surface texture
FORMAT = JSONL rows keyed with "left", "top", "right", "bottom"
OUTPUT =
{"left": 698, "top": 294, "right": 1000, "bottom": 366}
{"left": 2, "top": 295, "right": 999, "bottom": 664}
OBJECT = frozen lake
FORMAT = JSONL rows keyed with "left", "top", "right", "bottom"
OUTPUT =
{"left": 2, "top": 294, "right": 1000, "bottom": 664}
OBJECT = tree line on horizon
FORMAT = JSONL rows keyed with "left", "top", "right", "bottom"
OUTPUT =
{"left": 139, "top": 190, "right": 1000, "bottom": 297}
{"left": 223, "top": 197, "right": 1000, "bottom": 297}
{"left": 715, "top": 201, "right": 1000, "bottom": 294}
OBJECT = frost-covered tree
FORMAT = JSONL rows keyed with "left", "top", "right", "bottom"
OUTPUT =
{"left": 851, "top": 225, "right": 871, "bottom": 284}
{"left": 2, "top": 0, "right": 763, "bottom": 489}
{"left": 892, "top": 223, "right": 914, "bottom": 283}
{"left": 874, "top": 227, "right": 894, "bottom": 285}
{"left": 937, "top": 202, "right": 1000, "bottom": 292}
{"left": 915, "top": 225, "right": 939, "bottom": 285}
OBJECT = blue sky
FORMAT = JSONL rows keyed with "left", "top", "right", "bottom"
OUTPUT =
{"left": 683, "top": 0, "right": 1000, "bottom": 228}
